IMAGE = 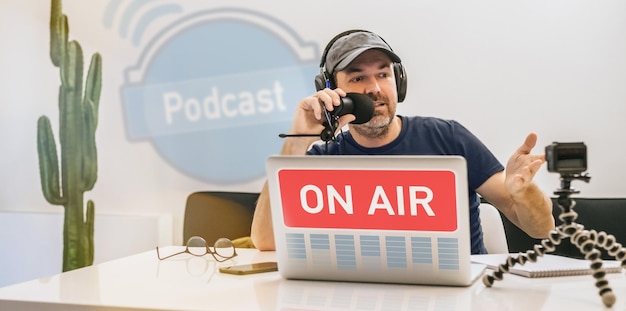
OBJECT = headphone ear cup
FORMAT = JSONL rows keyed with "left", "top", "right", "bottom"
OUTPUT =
{"left": 394, "top": 63, "right": 407, "bottom": 102}
{"left": 314, "top": 72, "right": 326, "bottom": 91}
{"left": 314, "top": 71, "right": 335, "bottom": 91}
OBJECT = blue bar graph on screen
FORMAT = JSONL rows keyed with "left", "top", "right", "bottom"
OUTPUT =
{"left": 282, "top": 232, "right": 460, "bottom": 273}
{"left": 360, "top": 235, "right": 382, "bottom": 269}
{"left": 438, "top": 237, "right": 460, "bottom": 270}
{"left": 310, "top": 234, "right": 331, "bottom": 267}
{"left": 360, "top": 235, "right": 381, "bottom": 256}
{"left": 285, "top": 233, "right": 306, "bottom": 259}
{"left": 334, "top": 235, "right": 357, "bottom": 270}
{"left": 411, "top": 236, "right": 434, "bottom": 264}
{"left": 385, "top": 236, "right": 408, "bottom": 269}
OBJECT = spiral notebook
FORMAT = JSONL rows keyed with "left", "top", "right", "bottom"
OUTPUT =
{"left": 471, "top": 253, "right": 623, "bottom": 278}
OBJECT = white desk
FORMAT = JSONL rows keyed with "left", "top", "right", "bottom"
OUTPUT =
{"left": 0, "top": 247, "right": 625, "bottom": 311}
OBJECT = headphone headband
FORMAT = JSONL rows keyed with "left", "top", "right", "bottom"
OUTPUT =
{"left": 318, "top": 29, "right": 373, "bottom": 68}
{"left": 314, "top": 29, "right": 408, "bottom": 102}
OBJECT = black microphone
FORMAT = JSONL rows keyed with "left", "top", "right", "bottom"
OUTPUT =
{"left": 329, "top": 92, "right": 375, "bottom": 124}
{"left": 278, "top": 93, "right": 375, "bottom": 142}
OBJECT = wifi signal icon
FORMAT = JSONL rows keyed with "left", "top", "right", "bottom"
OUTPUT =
{"left": 102, "top": 0, "right": 183, "bottom": 46}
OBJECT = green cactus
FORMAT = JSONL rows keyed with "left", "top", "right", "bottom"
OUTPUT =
{"left": 37, "top": 0, "right": 102, "bottom": 272}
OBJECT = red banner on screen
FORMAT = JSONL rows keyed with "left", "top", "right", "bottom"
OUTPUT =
{"left": 277, "top": 169, "right": 458, "bottom": 231}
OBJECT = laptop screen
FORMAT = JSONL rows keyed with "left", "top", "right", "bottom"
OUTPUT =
{"left": 266, "top": 155, "right": 479, "bottom": 286}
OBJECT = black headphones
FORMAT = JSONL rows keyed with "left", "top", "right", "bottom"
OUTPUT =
{"left": 314, "top": 29, "right": 407, "bottom": 103}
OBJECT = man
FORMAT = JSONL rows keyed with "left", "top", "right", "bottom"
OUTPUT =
{"left": 251, "top": 30, "right": 554, "bottom": 254}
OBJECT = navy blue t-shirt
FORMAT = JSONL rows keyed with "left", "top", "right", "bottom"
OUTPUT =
{"left": 307, "top": 115, "right": 504, "bottom": 254}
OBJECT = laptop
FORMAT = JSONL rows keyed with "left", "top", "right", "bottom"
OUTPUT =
{"left": 265, "top": 155, "right": 486, "bottom": 286}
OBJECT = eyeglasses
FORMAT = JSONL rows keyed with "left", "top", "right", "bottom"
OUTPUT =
{"left": 156, "top": 236, "right": 238, "bottom": 262}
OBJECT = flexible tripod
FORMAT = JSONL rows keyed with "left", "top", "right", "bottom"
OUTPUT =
{"left": 482, "top": 173, "right": 626, "bottom": 307}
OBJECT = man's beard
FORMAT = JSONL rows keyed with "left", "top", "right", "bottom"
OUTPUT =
{"left": 350, "top": 94, "right": 395, "bottom": 139}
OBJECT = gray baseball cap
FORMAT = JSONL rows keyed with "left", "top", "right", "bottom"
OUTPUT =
{"left": 325, "top": 31, "right": 401, "bottom": 75}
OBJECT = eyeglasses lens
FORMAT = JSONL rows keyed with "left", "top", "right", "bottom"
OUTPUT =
{"left": 187, "top": 236, "right": 208, "bottom": 256}
{"left": 214, "top": 237, "right": 235, "bottom": 258}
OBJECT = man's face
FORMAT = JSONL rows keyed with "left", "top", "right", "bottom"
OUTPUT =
{"left": 334, "top": 49, "right": 398, "bottom": 136}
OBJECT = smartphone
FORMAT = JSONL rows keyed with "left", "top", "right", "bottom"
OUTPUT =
{"left": 218, "top": 261, "right": 278, "bottom": 275}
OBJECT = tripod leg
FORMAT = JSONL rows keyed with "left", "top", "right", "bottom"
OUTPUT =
{"left": 569, "top": 230, "right": 616, "bottom": 307}
{"left": 586, "top": 230, "right": 626, "bottom": 265}
{"left": 483, "top": 230, "right": 562, "bottom": 287}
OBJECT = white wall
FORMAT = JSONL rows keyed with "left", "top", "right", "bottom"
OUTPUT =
{"left": 1, "top": 0, "right": 625, "bottom": 286}
{"left": 0, "top": 211, "right": 172, "bottom": 287}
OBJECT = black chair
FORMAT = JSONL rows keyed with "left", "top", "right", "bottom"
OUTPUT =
{"left": 183, "top": 191, "right": 259, "bottom": 246}
{"left": 501, "top": 197, "right": 626, "bottom": 260}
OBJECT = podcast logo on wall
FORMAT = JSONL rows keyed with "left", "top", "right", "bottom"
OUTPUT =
{"left": 104, "top": 2, "right": 319, "bottom": 183}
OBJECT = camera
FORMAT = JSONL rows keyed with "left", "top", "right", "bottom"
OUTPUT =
{"left": 545, "top": 142, "right": 587, "bottom": 174}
